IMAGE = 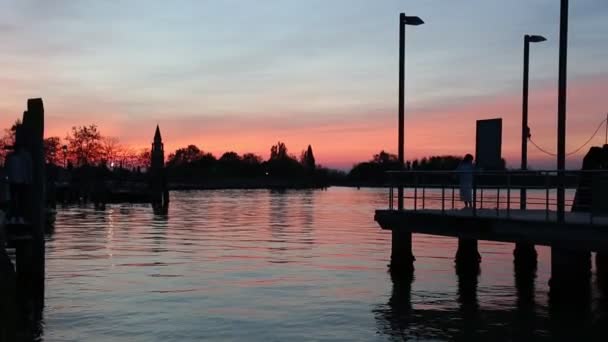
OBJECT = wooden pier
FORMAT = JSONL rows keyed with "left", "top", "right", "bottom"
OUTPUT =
{"left": 376, "top": 209, "right": 608, "bottom": 252}
{"left": 375, "top": 169, "right": 608, "bottom": 300}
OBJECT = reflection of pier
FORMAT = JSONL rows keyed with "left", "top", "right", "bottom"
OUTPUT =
{"left": 375, "top": 169, "right": 608, "bottom": 302}
{"left": 373, "top": 262, "right": 605, "bottom": 341}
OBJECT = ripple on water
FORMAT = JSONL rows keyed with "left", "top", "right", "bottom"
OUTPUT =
{"left": 41, "top": 188, "right": 607, "bottom": 341}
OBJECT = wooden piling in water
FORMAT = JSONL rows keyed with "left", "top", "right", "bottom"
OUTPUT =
{"left": 0, "top": 221, "right": 17, "bottom": 342}
{"left": 455, "top": 238, "right": 481, "bottom": 266}
{"left": 22, "top": 98, "right": 46, "bottom": 316}
{"left": 549, "top": 247, "right": 591, "bottom": 306}
{"left": 514, "top": 242, "right": 538, "bottom": 270}
{"left": 390, "top": 229, "right": 415, "bottom": 273}
{"left": 596, "top": 252, "right": 608, "bottom": 296}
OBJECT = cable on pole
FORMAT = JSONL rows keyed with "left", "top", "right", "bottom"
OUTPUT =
{"left": 528, "top": 116, "right": 607, "bottom": 157}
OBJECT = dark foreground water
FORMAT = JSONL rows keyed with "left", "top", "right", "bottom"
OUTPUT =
{"left": 42, "top": 188, "right": 608, "bottom": 341}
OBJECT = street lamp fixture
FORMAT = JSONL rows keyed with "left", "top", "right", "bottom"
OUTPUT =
{"left": 521, "top": 34, "right": 547, "bottom": 210}
{"left": 527, "top": 35, "right": 547, "bottom": 43}
{"left": 402, "top": 15, "right": 424, "bottom": 26}
{"left": 397, "top": 13, "right": 424, "bottom": 211}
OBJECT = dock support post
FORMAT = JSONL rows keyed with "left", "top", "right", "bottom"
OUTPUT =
{"left": 514, "top": 255, "right": 537, "bottom": 340}
{"left": 455, "top": 260, "right": 480, "bottom": 327}
{"left": 0, "top": 241, "right": 17, "bottom": 341}
{"left": 549, "top": 247, "right": 591, "bottom": 307}
{"left": 514, "top": 242, "right": 537, "bottom": 269}
{"left": 455, "top": 238, "right": 481, "bottom": 266}
{"left": 15, "top": 241, "right": 34, "bottom": 328}
{"left": 390, "top": 230, "right": 415, "bottom": 273}
{"left": 597, "top": 252, "right": 608, "bottom": 297}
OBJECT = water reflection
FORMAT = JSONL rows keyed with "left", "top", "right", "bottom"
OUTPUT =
{"left": 514, "top": 261, "right": 538, "bottom": 341}
{"left": 268, "top": 190, "right": 289, "bottom": 262}
{"left": 455, "top": 262, "right": 480, "bottom": 338}
{"left": 150, "top": 211, "right": 168, "bottom": 254}
{"left": 38, "top": 189, "right": 608, "bottom": 341}
{"left": 373, "top": 257, "right": 608, "bottom": 341}
{"left": 298, "top": 189, "right": 315, "bottom": 247}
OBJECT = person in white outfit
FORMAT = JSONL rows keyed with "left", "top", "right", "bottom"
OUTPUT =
{"left": 456, "top": 154, "right": 475, "bottom": 208}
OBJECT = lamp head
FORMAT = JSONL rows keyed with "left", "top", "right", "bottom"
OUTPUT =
{"left": 401, "top": 13, "right": 424, "bottom": 26}
{"left": 527, "top": 35, "right": 547, "bottom": 43}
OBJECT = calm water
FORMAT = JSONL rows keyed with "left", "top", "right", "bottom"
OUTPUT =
{"left": 41, "top": 188, "right": 608, "bottom": 341}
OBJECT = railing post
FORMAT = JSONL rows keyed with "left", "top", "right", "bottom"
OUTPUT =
{"left": 442, "top": 186, "right": 445, "bottom": 214}
{"left": 414, "top": 174, "right": 418, "bottom": 211}
{"left": 546, "top": 172, "right": 550, "bottom": 221}
{"left": 422, "top": 187, "right": 426, "bottom": 210}
{"left": 507, "top": 173, "right": 511, "bottom": 218}
{"left": 452, "top": 186, "right": 455, "bottom": 210}
{"left": 480, "top": 188, "right": 484, "bottom": 209}
{"left": 496, "top": 187, "right": 500, "bottom": 216}
{"left": 472, "top": 173, "right": 477, "bottom": 217}
{"left": 389, "top": 186, "right": 394, "bottom": 210}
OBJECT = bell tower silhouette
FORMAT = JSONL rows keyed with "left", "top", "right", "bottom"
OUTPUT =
{"left": 150, "top": 125, "right": 168, "bottom": 213}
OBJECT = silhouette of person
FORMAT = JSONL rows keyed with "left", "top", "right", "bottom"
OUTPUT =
{"left": 5, "top": 137, "right": 32, "bottom": 224}
{"left": 456, "top": 154, "right": 474, "bottom": 208}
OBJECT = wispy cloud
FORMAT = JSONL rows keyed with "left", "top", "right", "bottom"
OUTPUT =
{"left": 1, "top": 0, "right": 607, "bottom": 169}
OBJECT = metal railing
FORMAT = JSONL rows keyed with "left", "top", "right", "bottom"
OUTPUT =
{"left": 386, "top": 170, "right": 608, "bottom": 223}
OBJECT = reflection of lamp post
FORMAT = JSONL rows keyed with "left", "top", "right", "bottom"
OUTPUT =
{"left": 398, "top": 12, "right": 424, "bottom": 210}
{"left": 62, "top": 145, "right": 68, "bottom": 168}
{"left": 521, "top": 34, "right": 546, "bottom": 210}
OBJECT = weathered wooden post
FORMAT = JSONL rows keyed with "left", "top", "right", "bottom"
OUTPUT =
{"left": 21, "top": 98, "right": 46, "bottom": 315}
{"left": 455, "top": 238, "right": 481, "bottom": 266}
{"left": 549, "top": 247, "right": 591, "bottom": 306}
{"left": 390, "top": 229, "right": 415, "bottom": 273}
{"left": 597, "top": 253, "right": 608, "bottom": 298}
{"left": 455, "top": 258, "right": 480, "bottom": 318}
{"left": 0, "top": 219, "right": 17, "bottom": 342}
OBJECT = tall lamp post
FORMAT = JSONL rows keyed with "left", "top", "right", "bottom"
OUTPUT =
{"left": 392, "top": 13, "right": 424, "bottom": 273}
{"left": 557, "top": 0, "right": 568, "bottom": 223}
{"left": 520, "top": 34, "right": 546, "bottom": 210}
{"left": 398, "top": 13, "right": 424, "bottom": 210}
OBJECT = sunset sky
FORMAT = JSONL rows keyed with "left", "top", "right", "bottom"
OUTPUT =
{"left": 1, "top": 0, "right": 607, "bottom": 169}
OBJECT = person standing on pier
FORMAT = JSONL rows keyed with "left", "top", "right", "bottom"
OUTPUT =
{"left": 456, "top": 154, "right": 475, "bottom": 209}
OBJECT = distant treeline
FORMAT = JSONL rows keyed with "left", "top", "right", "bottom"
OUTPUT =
{"left": 347, "top": 151, "right": 471, "bottom": 185}
{"left": 1, "top": 121, "right": 496, "bottom": 188}
{"left": 1, "top": 123, "right": 344, "bottom": 187}
{"left": 165, "top": 142, "right": 344, "bottom": 186}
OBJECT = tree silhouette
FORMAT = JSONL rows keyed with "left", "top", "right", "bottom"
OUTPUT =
{"left": 270, "top": 141, "right": 289, "bottom": 160}
{"left": 219, "top": 151, "right": 241, "bottom": 163}
{"left": 349, "top": 150, "right": 401, "bottom": 184}
{"left": 373, "top": 150, "right": 399, "bottom": 164}
{"left": 242, "top": 153, "right": 262, "bottom": 165}
{"left": 101, "top": 137, "right": 123, "bottom": 165}
{"left": 66, "top": 125, "right": 103, "bottom": 166}
{"left": 300, "top": 145, "right": 316, "bottom": 171}
{"left": 167, "top": 145, "right": 204, "bottom": 167}
{"left": 0, "top": 120, "right": 21, "bottom": 165}
{"left": 43, "top": 137, "right": 63, "bottom": 165}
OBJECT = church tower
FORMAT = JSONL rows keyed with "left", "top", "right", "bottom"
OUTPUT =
{"left": 150, "top": 125, "right": 169, "bottom": 213}
{"left": 151, "top": 125, "right": 164, "bottom": 170}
